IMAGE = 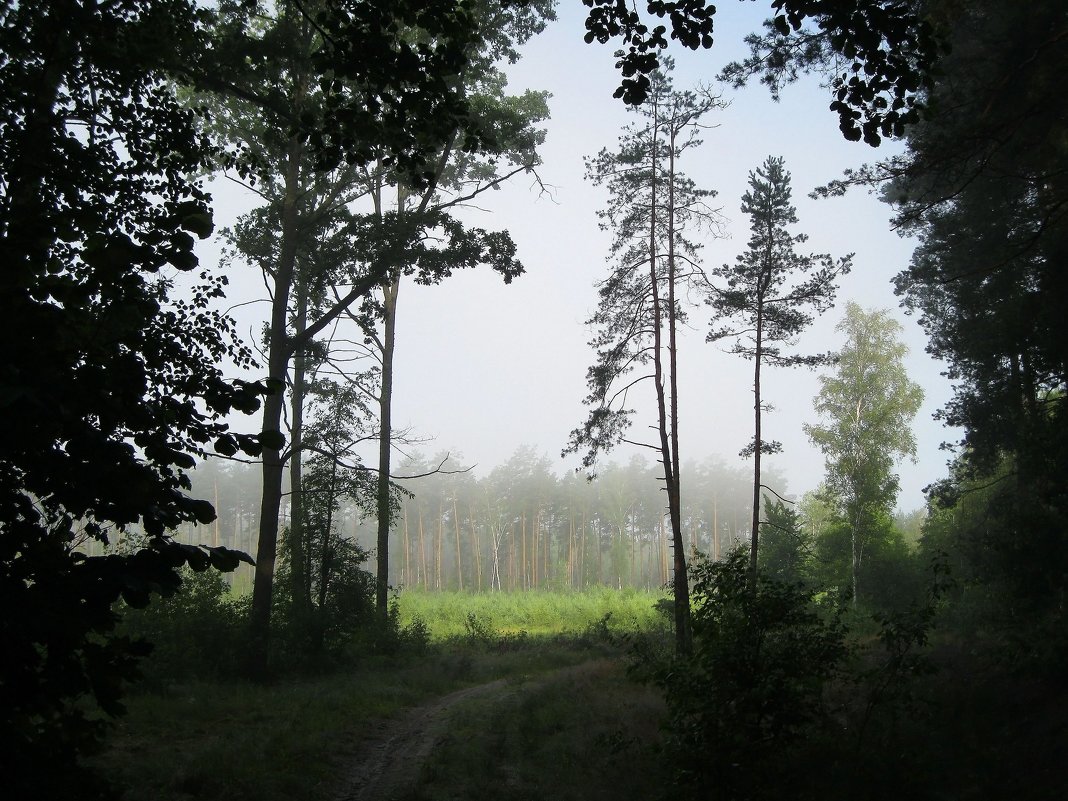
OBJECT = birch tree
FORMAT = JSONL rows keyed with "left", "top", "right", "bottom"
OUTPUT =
{"left": 804, "top": 303, "right": 923, "bottom": 604}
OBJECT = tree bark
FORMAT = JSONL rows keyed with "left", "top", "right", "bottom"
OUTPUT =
{"left": 453, "top": 498, "right": 463, "bottom": 591}
{"left": 249, "top": 125, "right": 304, "bottom": 677}
{"left": 289, "top": 283, "right": 310, "bottom": 614}
{"left": 375, "top": 183, "right": 400, "bottom": 619}
{"left": 750, "top": 303, "right": 763, "bottom": 585}
{"left": 657, "top": 108, "right": 691, "bottom": 655}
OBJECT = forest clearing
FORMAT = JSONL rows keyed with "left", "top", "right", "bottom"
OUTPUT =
{"left": 94, "top": 590, "right": 668, "bottom": 801}
{"left": 4, "top": 2, "right": 1067, "bottom": 799}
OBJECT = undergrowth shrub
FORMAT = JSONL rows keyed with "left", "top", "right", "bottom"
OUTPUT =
{"left": 122, "top": 566, "right": 431, "bottom": 685}
{"left": 269, "top": 528, "right": 378, "bottom": 668}
{"left": 643, "top": 549, "right": 848, "bottom": 800}
{"left": 119, "top": 567, "right": 246, "bottom": 687}
{"left": 635, "top": 547, "right": 955, "bottom": 800}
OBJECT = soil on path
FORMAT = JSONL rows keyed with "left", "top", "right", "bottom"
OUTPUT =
{"left": 330, "top": 661, "right": 608, "bottom": 801}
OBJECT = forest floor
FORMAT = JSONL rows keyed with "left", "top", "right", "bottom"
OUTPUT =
{"left": 329, "top": 658, "right": 655, "bottom": 801}
{"left": 329, "top": 673, "right": 514, "bottom": 801}
{"left": 93, "top": 626, "right": 1068, "bottom": 801}
{"left": 94, "top": 635, "right": 668, "bottom": 801}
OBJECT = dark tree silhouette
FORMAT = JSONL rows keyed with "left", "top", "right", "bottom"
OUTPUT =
{"left": 567, "top": 63, "right": 723, "bottom": 655}
{"left": 0, "top": 1, "right": 262, "bottom": 793}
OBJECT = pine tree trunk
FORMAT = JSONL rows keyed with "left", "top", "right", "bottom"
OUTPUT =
{"left": 402, "top": 504, "right": 410, "bottom": 588}
{"left": 533, "top": 510, "right": 539, "bottom": 589}
{"left": 213, "top": 480, "right": 220, "bottom": 548}
{"left": 374, "top": 172, "right": 400, "bottom": 619}
{"left": 750, "top": 305, "right": 764, "bottom": 584}
{"left": 654, "top": 110, "right": 691, "bottom": 655}
{"left": 418, "top": 510, "right": 427, "bottom": 591}
{"left": 453, "top": 498, "right": 463, "bottom": 591}
{"left": 579, "top": 510, "right": 587, "bottom": 589}
{"left": 436, "top": 500, "right": 443, "bottom": 590}
{"left": 471, "top": 509, "right": 483, "bottom": 591}
{"left": 568, "top": 511, "right": 575, "bottom": 588}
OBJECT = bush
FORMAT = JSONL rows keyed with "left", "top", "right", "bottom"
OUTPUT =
{"left": 119, "top": 567, "right": 246, "bottom": 687}
{"left": 648, "top": 549, "right": 848, "bottom": 800}
{"left": 357, "top": 595, "right": 432, "bottom": 657}
{"left": 271, "top": 529, "right": 377, "bottom": 667}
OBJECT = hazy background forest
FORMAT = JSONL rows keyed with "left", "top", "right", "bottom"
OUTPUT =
{"left": 161, "top": 453, "right": 797, "bottom": 592}
{"left": 134, "top": 451, "right": 920, "bottom": 596}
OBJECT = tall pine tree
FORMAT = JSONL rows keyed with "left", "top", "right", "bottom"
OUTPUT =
{"left": 708, "top": 156, "right": 849, "bottom": 581}
{"left": 567, "top": 63, "right": 723, "bottom": 654}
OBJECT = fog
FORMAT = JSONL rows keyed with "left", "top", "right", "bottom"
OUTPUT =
{"left": 203, "top": 1, "right": 957, "bottom": 513}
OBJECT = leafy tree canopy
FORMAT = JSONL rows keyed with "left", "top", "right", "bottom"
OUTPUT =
{"left": 582, "top": 0, "right": 945, "bottom": 144}
{"left": 0, "top": 0, "right": 269, "bottom": 791}
{"left": 1, "top": 0, "right": 536, "bottom": 786}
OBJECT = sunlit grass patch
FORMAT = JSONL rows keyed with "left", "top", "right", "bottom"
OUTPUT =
{"left": 395, "top": 586, "right": 670, "bottom": 639}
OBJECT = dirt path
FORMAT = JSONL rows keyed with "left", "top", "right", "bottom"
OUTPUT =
{"left": 330, "top": 676, "right": 514, "bottom": 801}
{"left": 330, "top": 662, "right": 604, "bottom": 801}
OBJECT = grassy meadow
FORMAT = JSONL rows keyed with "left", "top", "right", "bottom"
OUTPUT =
{"left": 395, "top": 585, "right": 670, "bottom": 639}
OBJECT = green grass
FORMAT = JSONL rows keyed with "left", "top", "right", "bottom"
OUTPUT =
{"left": 91, "top": 589, "right": 669, "bottom": 801}
{"left": 407, "top": 658, "right": 669, "bottom": 801}
{"left": 395, "top": 586, "right": 670, "bottom": 639}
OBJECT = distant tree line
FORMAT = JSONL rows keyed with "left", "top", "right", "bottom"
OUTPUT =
{"left": 156, "top": 449, "right": 780, "bottom": 594}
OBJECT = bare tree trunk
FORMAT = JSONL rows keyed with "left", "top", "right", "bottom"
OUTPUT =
{"left": 375, "top": 260, "right": 399, "bottom": 618}
{"left": 631, "top": 517, "right": 638, "bottom": 588}
{"left": 598, "top": 523, "right": 606, "bottom": 585}
{"left": 568, "top": 511, "right": 575, "bottom": 589}
{"left": 453, "top": 498, "right": 463, "bottom": 591}
{"left": 490, "top": 525, "right": 502, "bottom": 591}
{"left": 660, "top": 516, "right": 668, "bottom": 586}
{"left": 656, "top": 112, "right": 691, "bottom": 655}
{"left": 213, "top": 480, "right": 220, "bottom": 548}
{"left": 418, "top": 510, "right": 427, "bottom": 591}
{"left": 249, "top": 124, "right": 304, "bottom": 676}
{"left": 435, "top": 499, "right": 443, "bottom": 590}
{"left": 470, "top": 508, "right": 483, "bottom": 591}
{"left": 402, "top": 504, "right": 410, "bottom": 588}
{"left": 289, "top": 284, "right": 310, "bottom": 614}
{"left": 580, "top": 514, "right": 589, "bottom": 589}
{"left": 579, "top": 510, "right": 587, "bottom": 589}
{"left": 747, "top": 202, "right": 779, "bottom": 585}
{"left": 533, "top": 510, "right": 539, "bottom": 589}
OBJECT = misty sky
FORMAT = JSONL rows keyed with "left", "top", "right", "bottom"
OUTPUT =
{"left": 204, "top": 2, "right": 959, "bottom": 514}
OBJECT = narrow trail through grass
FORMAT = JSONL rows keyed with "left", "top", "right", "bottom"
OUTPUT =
{"left": 331, "top": 675, "right": 513, "bottom": 801}
{"left": 332, "top": 660, "right": 626, "bottom": 801}
{"left": 94, "top": 590, "right": 671, "bottom": 801}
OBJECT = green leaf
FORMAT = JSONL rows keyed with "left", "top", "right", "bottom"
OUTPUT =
{"left": 213, "top": 436, "right": 239, "bottom": 457}
{"left": 257, "top": 429, "right": 286, "bottom": 450}
{"left": 180, "top": 211, "right": 215, "bottom": 239}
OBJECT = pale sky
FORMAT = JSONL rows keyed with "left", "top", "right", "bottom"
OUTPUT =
{"left": 202, "top": 2, "right": 959, "bottom": 514}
